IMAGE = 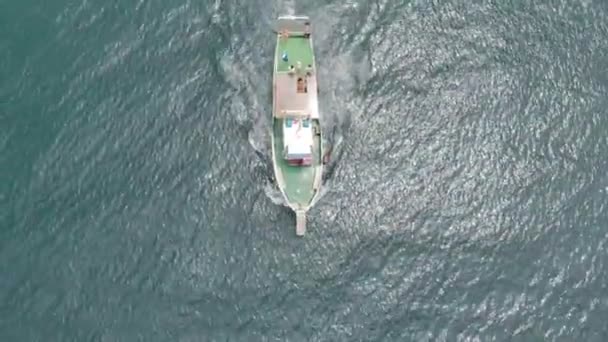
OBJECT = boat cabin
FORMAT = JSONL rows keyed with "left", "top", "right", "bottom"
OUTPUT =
{"left": 282, "top": 115, "right": 313, "bottom": 166}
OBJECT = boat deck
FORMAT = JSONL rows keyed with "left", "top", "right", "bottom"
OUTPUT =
{"left": 273, "top": 35, "right": 319, "bottom": 119}
{"left": 276, "top": 37, "right": 315, "bottom": 73}
{"left": 272, "top": 118, "right": 322, "bottom": 206}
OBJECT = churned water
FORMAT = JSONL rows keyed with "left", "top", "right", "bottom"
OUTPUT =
{"left": 2, "top": 0, "right": 608, "bottom": 341}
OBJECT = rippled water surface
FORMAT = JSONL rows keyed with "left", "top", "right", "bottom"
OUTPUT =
{"left": 2, "top": 0, "right": 608, "bottom": 341}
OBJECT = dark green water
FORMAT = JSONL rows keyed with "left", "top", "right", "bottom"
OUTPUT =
{"left": 2, "top": 0, "right": 608, "bottom": 341}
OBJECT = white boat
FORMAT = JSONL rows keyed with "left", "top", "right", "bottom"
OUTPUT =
{"left": 270, "top": 15, "right": 323, "bottom": 236}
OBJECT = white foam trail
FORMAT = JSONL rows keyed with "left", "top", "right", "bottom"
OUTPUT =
{"left": 248, "top": 125, "right": 268, "bottom": 155}
{"left": 264, "top": 182, "right": 288, "bottom": 207}
{"left": 219, "top": 45, "right": 284, "bottom": 210}
{"left": 315, "top": 49, "right": 371, "bottom": 189}
{"left": 310, "top": 182, "right": 332, "bottom": 208}
{"left": 282, "top": 0, "right": 295, "bottom": 15}
{"left": 220, "top": 52, "right": 270, "bottom": 153}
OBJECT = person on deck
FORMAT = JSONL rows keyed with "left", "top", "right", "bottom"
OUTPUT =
{"left": 297, "top": 77, "right": 307, "bottom": 93}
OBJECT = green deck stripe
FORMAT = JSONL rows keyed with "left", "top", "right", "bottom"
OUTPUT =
{"left": 276, "top": 37, "right": 314, "bottom": 73}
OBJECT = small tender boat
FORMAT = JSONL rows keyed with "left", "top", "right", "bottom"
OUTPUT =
{"left": 271, "top": 15, "right": 323, "bottom": 236}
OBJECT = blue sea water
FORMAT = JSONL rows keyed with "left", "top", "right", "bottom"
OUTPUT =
{"left": 2, "top": 0, "right": 608, "bottom": 341}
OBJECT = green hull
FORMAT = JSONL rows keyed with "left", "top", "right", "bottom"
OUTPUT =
{"left": 271, "top": 16, "right": 323, "bottom": 235}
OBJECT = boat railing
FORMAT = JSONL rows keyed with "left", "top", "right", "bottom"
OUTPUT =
{"left": 276, "top": 15, "right": 310, "bottom": 35}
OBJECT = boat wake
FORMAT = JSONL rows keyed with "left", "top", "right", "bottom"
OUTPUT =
{"left": 280, "top": 0, "right": 295, "bottom": 16}
{"left": 248, "top": 118, "right": 270, "bottom": 157}
{"left": 219, "top": 52, "right": 278, "bottom": 204}
{"left": 223, "top": 27, "right": 371, "bottom": 211}
{"left": 317, "top": 50, "right": 371, "bottom": 185}
{"left": 263, "top": 181, "right": 289, "bottom": 207}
